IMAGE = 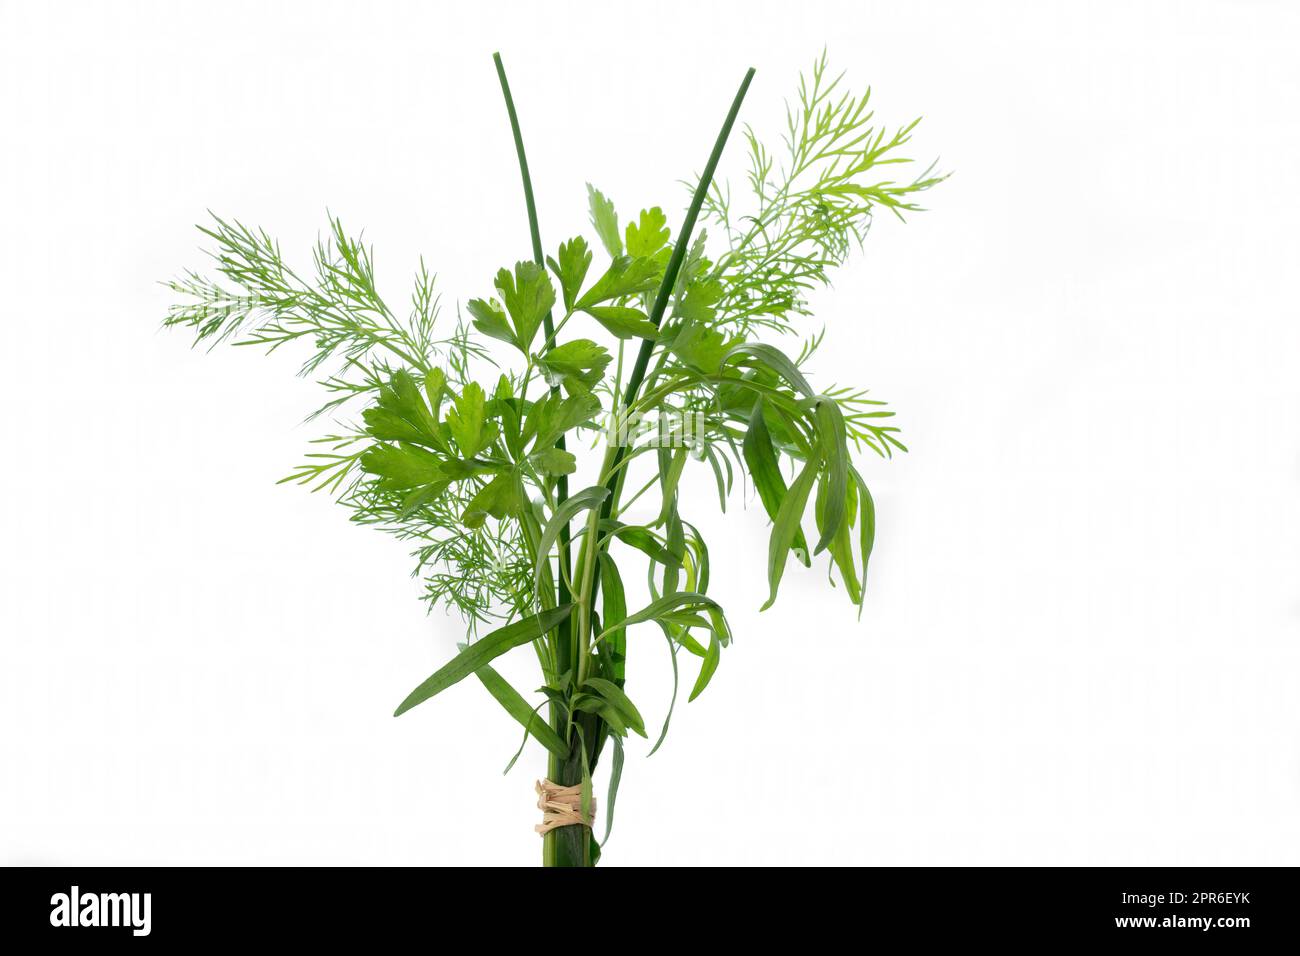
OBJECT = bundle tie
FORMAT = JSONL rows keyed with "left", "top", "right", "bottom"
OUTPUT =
{"left": 534, "top": 779, "right": 596, "bottom": 834}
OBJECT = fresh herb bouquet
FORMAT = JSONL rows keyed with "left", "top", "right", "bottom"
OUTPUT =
{"left": 163, "top": 52, "right": 942, "bottom": 866}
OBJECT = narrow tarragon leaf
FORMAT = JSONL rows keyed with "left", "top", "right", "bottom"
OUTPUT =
{"left": 658, "top": 619, "right": 708, "bottom": 657}
{"left": 682, "top": 521, "right": 711, "bottom": 594}
{"left": 600, "top": 734, "right": 625, "bottom": 846}
{"left": 605, "top": 591, "right": 727, "bottom": 635}
{"left": 761, "top": 456, "right": 819, "bottom": 611}
{"left": 726, "top": 342, "right": 815, "bottom": 397}
{"left": 474, "top": 662, "right": 569, "bottom": 758}
{"left": 573, "top": 692, "right": 627, "bottom": 736}
{"left": 817, "top": 472, "right": 862, "bottom": 605}
{"left": 393, "top": 605, "right": 575, "bottom": 716}
{"left": 599, "top": 552, "right": 628, "bottom": 688}
{"left": 850, "top": 464, "right": 877, "bottom": 608}
{"left": 742, "top": 399, "right": 811, "bottom": 564}
{"left": 532, "top": 486, "right": 610, "bottom": 593}
{"left": 655, "top": 447, "right": 688, "bottom": 527}
{"left": 647, "top": 637, "right": 679, "bottom": 757}
{"left": 688, "top": 630, "right": 721, "bottom": 701}
{"left": 662, "top": 500, "right": 685, "bottom": 596}
{"left": 583, "top": 677, "right": 646, "bottom": 737}
{"left": 701, "top": 442, "right": 730, "bottom": 512}
{"left": 813, "top": 398, "right": 849, "bottom": 554}
{"left": 599, "top": 519, "right": 679, "bottom": 568}
{"left": 586, "top": 183, "right": 622, "bottom": 258}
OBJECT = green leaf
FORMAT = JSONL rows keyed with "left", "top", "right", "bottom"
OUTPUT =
{"left": 474, "top": 663, "right": 569, "bottom": 758}
{"left": 532, "top": 486, "right": 610, "bottom": 592}
{"left": 586, "top": 184, "right": 623, "bottom": 257}
{"left": 466, "top": 297, "right": 515, "bottom": 347}
{"left": 362, "top": 369, "right": 443, "bottom": 447}
{"left": 446, "top": 381, "right": 496, "bottom": 458}
{"left": 424, "top": 367, "right": 448, "bottom": 417}
{"left": 546, "top": 236, "right": 592, "bottom": 313}
{"left": 582, "top": 305, "right": 659, "bottom": 340}
{"left": 527, "top": 392, "right": 602, "bottom": 451}
{"left": 850, "top": 464, "right": 877, "bottom": 602}
{"left": 674, "top": 277, "right": 723, "bottom": 323}
{"left": 462, "top": 472, "right": 527, "bottom": 527}
{"left": 673, "top": 230, "right": 711, "bottom": 298}
{"left": 572, "top": 693, "right": 628, "bottom": 736}
{"left": 575, "top": 256, "right": 662, "bottom": 309}
{"left": 743, "top": 399, "right": 811, "bottom": 565}
{"left": 582, "top": 677, "right": 646, "bottom": 737}
{"left": 812, "top": 398, "right": 849, "bottom": 554}
{"left": 663, "top": 504, "right": 686, "bottom": 594}
{"left": 600, "top": 519, "right": 680, "bottom": 568}
{"left": 818, "top": 470, "right": 862, "bottom": 605}
{"left": 360, "top": 442, "right": 448, "bottom": 491}
{"left": 726, "top": 342, "right": 815, "bottom": 397}
{"left": 494, "top": 261, "right": 555, "bottom": 351}
{"left": 598, "top": 553, "right": 627, "bottom": 687}
{"left": 536, "top": 339, "right": 611, "bottom": 393}
{"left": 625, "top": 207, "right": 670, "bottom": 258}
{"left": 670, "top": 321, "right": 730, "bottom": 374}
{"left": 688, "top": 630, "right": 721, "bottom": 701}
{"left": 648, "top": 636, "right": 679, "bottom": 757}
{"left": 701, "top": 442, "right": 732, "bottom": 513}
{"left": 361, "top": 407, "right": 430, "bottom": 446}
{"left": 600, "top": 734, "right": 625, "bottom": 846}
{"left": 682, "top": 520, "right": 712, "bottom": 593}
{"left": 393, "top": 605, "right": 575, "bottom": 716}
{"left": 530, "top": 447, "right": 577, "bottom": 476}
{"left": 604, "top": 591, "right": 727, "bottom": 636}
{"left": 658, "top": 611, "right": 713, "bottom": 632}
{"left": 761, "top": 455, "right": 819, "bottom": 610}
{"left": 655, "top": 446, "right": 688, "bottom": 527}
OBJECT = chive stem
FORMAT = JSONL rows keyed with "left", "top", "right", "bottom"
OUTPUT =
{"left": 492, "top": 52, "right": 576, "bottom": 868}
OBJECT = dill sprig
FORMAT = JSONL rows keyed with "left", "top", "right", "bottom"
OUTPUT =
{"left": 700, "top": 51, "right": 947, "bottom": 338}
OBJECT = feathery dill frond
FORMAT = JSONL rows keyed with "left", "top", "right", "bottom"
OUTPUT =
{"left": 696, "top": 51, "right": 947, "bottom": 338}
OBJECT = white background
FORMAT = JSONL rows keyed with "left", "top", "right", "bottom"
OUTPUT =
{"left": 2, "top": 0, "right": 1298, "bottom": 866}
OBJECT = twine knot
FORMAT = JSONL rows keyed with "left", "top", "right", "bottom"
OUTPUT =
{"left": 534, "top": 779, "right": 595, "bottom": 834}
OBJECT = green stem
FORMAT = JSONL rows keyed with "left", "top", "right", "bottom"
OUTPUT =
{"left": 497, "top": 55, "right": 755, "bottom": 868}
{"left": 620, "top": 67, "right": 755, "bottom": 409}
{"left": 492, "top": 51, "right": 582, "bottom": 868}
{"left": 586, "top": 67, "right": 756, "bottom": 608}
{"left": 561, "top": 66, "right": 756, "bottom": 867}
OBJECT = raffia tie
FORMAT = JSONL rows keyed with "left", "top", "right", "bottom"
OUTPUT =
{"left": 534, "top": 779, "right": 596, "bottom": 834}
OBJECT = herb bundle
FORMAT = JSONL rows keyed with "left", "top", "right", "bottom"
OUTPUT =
{"left": 163, "top": 52, "right": 942, "bottom": 866}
